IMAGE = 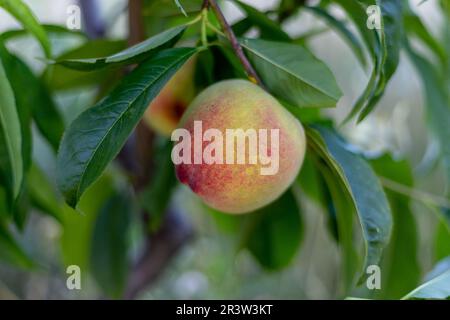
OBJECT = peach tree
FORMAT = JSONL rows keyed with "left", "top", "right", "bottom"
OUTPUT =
{"left": 0, "top": 0, "right": 449, "bottom": 299}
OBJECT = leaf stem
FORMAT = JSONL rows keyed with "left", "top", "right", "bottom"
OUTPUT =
{"left": 206, "top": 21, "right": 225, "bottom": 37}
{"left": 201, "top": 8, "right": 208, "bottom": 47}
{"left": 206, "top": 0, "right": 263, "bottom": 86}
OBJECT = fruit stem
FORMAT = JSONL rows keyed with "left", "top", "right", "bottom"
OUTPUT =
{"left": 206, "top": 0, "right": 264, "bottom": 87}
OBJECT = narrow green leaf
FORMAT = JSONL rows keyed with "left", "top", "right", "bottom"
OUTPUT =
{"left": 357, "top": 0, "right": 403, "bottom": 121}
{"left": 0, "top": 45, "right": 63, "bottom": 152}
{"left": 304, "top": 6, "right": 367, "bottom": 67}
{"left": 435, "top": 209, "right": 450, "bottom": 262}
{"left": 12, "top": 183, "right": 30, "bottom": 230}
{"left": 242, "top": 190, "right": 303, "bottom": 270}
{"left": 403, "top": 12, "right": 446, "bottom": 65}
{"left": 307, "top": 126, "right": 392, "bottom": 283}
{"left": 54, "top": 25, "right": 187, "bottom": 71}
{"left": 332, "top": 0, "right": 381, "bottom": 122}
{"left": 173, "top": 0, "right": 188, "bottom": 17}
{"left": 371, "top": 155, "right": 420, "bottom": 299}
{"left": 90, "top": 192, "right": 131, "bottom": 298}
{"left": 297, "top": 153, "right": 340, "bottom": 242}
{"left": 0, "top": 56, "right": 22, "bottom": 199}
{"left": 403, "top": 269, "right": 450, "bottom": 300}
{"left": 334, "top": 0, "right": 403, "bottom": 122}
{"left": 57, "top": 47, "right": 198, "bottom": 207}
{"left": 0, "top": 24, "right": 86, "bottom": 43}
{"left": 0, "top": 0, "right": 51, "bottom": 57}
{"left": 241, "top": 38, "right": 342, "bottom": 108}
{"left": 231, "top": 18, "right": 253, "bottom": 37}
{"left": 43, "top": 39, "right": 126, "bottom": 91}
{"left": 0, "top": 44, "right": 32, "bottom": 172}
{"left": 332, "top": 0, "right": 379, "bottom": 58}
{"left": 407, "top": 45, "right": 450, "bottom": 192}
{"left": 233, "top": 0, "right": 291, "bottom": 41}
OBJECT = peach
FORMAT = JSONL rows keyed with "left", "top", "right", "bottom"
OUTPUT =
{"left": 143, "top": 57, "right": 196, "bottom": 136}
{"left": 173, "top": 79, "right": 306, "bottom": 214}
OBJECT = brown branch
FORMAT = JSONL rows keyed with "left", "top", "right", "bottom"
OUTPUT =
{"left": 124, "top": 210, "right": 194, "bottom": 299}
{"left": 207, "top": 0, "right": 264, "bottom": 86}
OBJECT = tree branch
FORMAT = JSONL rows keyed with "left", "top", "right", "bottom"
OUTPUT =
{"left": 207, "top": 0, "right": 264, "bottom": 86}
{"left": 122, "top": 0, "right": 194, "bottom": 299}
{"left": 124, "top": 209, "right": 194, "bottom": 299}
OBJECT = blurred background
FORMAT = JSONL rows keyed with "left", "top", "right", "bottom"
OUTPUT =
{"left": 0, "top": 0, "right": 447, "bottom": 299}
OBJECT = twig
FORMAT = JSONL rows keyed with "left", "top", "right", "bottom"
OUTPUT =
{"left": 124, "top": 210, "right": 194, "bottom": 299}
{"left": 207, "top": 0, "right": 264, "bottom": 86}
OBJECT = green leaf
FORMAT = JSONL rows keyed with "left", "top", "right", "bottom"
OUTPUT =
{"left": 357, "top": 0, "right": 403, "bottom": 121}
{"left": 403, "top": 11, "right": 446, "bottom": 65}
{"left": 318, "top": 161, "right": 358, "bottom": 293}
{"left": 233, "top": 0, "right": 291, "bottom": 41}
{"left": 0, "top": 55, "right": 22, "bottom": 199}
{"left": 231, "top": 18, "right": 253, "bottom": 37}
{"left": 90, "top": 192, "right": 131, "bottom": 298}
{"left": 371, "top": 154, "right": 420, "bottom": 299}
{"left": 242, "top": 190, "right": 303, "bottom": 270}
{"left": 0, "top": 23, "right": 86, "bottom": 43}
{"left": 306, "top": 126, "right": 392, "bottom": 283}
{"left": 241, "top": 38, "right": 342, "bottom": 108}
{"left": 403, "top": 269, "right": 450, "bottom": 300}
{"left": 304, "top": 6, "right": 367, "bottom": 67}
{"left": 27, "top": 163, "right": 62, "bottom": 222}
{"left": 434, "top": 216, "right": 450, "bottom": 261}
{"left": 173, "top": 0, "right": 188, "bottom": 17}
{"left": 43, "top": 39, "right": 126, "bottom": 91}
{"left": 140, "top": 140, "right": 178, "bottom": 231}
{"left": 0, "top": 45, "right": 63, "bottom": 152}
{"left": 0, "top": 0, "right": 51, "bottom": 57}
{"left": 0, "top": 44, "right": 32, "bottom": 173}
{"left": 334, "top": 0, "right": 403, "bottom": 122}
{"left": 406, "top": 45, "right": 450, "bottom": 194}
{"left": 54, "top": 25, "right": 187, "bottom": 71}
{"left": 297, "top": 152, "right": 340, "bottom": 242}
{"left": 0, "top": 185, "right": 10, "bottom": 221}
{"left": 332, "top": 0, "right": 379, "bottom": 57}
{"left": 0, "top": 223, "right": 33, "bottom": 269}
{"left": 57, "top": 47, "right": 198, "bottom": 208}
{"left": 331, "top": 0, "right": 380, "bottom": 122}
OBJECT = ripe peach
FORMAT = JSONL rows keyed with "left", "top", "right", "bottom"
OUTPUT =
{"left": 173, "top": 79, "right": 306, "bottom": 214}
{"left": 143, "top": 57, "right": 196, "bottom": 136}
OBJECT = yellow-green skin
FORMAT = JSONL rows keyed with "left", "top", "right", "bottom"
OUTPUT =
{"left": 143, "top": 57, "right": 196, "bottom": 136}
{"left": 175, "top": 79, "right": 306, "bottom": 214}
